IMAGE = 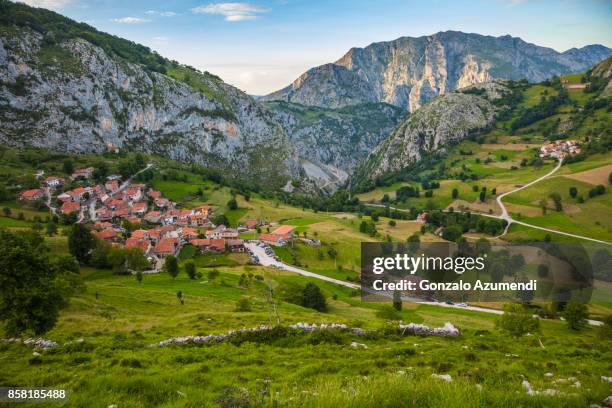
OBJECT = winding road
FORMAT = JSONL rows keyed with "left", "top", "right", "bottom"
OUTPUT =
{"left": 365, "top": 158, "right": 610, "bottom": 245}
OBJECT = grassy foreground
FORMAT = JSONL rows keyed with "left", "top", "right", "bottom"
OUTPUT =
{"left": 1, "top": 266, "right": 611, "bottom": 408}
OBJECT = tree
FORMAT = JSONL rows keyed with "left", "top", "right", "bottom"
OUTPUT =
{"left": 136, "top": 271, "right": 143, "bottom": 284}
{"left": 442, "top": 225, "right": 462, "bottom": 242}
{"left": 537, "top": 264, "right": 549, "bottom": 278}
{"left": 562, "top": 300, "right": 589, "bottom": 330}
{"left": 185, "top": 261, "right": 196, "bottom": 280}
{"left": 549, "top": 192, "right": 563, "bottom": 212}
{"left": 452, "top": 188, "right": 459, "bottom": 199}
{"left": 164, "top": 255, "right": 179, "bottom": 279}
{"left": 63, "top": 159, "right": 74, "bottom": 175}
{"left": 327, "top": 247, "right": 338, "bottom": 268}
{"left": 388, "top": 220, "right": 396, "bottom": 227}
{"left": 2, "top": 207, "right": 11, "bottom": 217}
{"left": 207, "top": 268, "right": 220, "bottom": 283}
{"left": 569, "top": 186, "right": 578, "bottom": 198}
{"left": 213, "top": 214, "right": 229, "bottom": 227}
{"left": 392, "top": 290, "right": 402, "bottom": 311}
{"left": 0, "top": 230, "right": 68, "bottom": 335}
{"left": 539, "top": 198, "right": 548, "bottom": 215}
{"left": 176, "top": 290, "right": 184, "bottom": 305}
{"left": 497, "top": 303, "right": 539, "bottom": 337}
{"left": 479, "top": 190, "right": 486, "bottom": 202}
{"left": 407, "top": 234, "right": 420, "bottom": 252}
{"left": 46, "top": 221, "right": 57, "bottom": 236}
{"left": 303, "top": 283, "right": 326, "bottom": 312}
{"left": 68, "top": 224, "right": 95, "bottom": 264}
{"left": 125, "top": 247, "right": 149, "bottom": 271}
{"left": 227, "top": 198, "right": 238, "bottom": 210}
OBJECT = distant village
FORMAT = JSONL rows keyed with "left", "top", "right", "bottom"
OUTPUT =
{"left": 539, "top": 140, "right": 581, "bottom": 159}
{"left": 18, "top": 165, "right": 307, "bottom": 271}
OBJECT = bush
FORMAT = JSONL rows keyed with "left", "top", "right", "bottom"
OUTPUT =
{"left": 303, "top": 283, "right": 327, "bottom": 312}
{"left": 234, "top": 298, "right": 252, "bottom": 312}
{"left": 497, "top": 303, "right": 539, "bottom": 337}
{"left": 376, "top": 305, "right": 401, "bottom": 321}
{"left": 562, "top": 300, "right": 589, "bottom": 330}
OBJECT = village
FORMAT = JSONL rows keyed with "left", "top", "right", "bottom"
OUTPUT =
{"left": 18, "top": 165, "right": 303, "bottom": 272}
{"left": 539, "top": 139, "right": 581, "bottom": 159}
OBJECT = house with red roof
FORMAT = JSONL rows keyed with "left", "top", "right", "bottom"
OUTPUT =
{"left": 227, "top": 239, "right": 245, "bottom": 252}
{"left": 20, "top": 189, "right": 44, "bottom": 201}
{"left": 71, "top": 167, "right": 94, "bottom": 179}
{"left": 144, "top": 210, "right": 162, "bottom": 224}
{"left": 245, "top": 219, "right": 259, "bottom": 230}
{"left": 60, "top": 201, "right": 80, "bottom": 214}
{"left": 154, "top": 237, "right": 179, "bottom": 257}
{"left": 259, "top": 233, "right": 289, "bottom": 247}
{"left": 147, "top": 190, "right": 162, "bottom": 199}
{"left": 131, "top": 202, "right": 148, "bottom": 215}
{"left": 125, "top": 237, "right": 151, "bottom": 254}
{"left": 95, "top": 228, "right": 119, "bottom": 242}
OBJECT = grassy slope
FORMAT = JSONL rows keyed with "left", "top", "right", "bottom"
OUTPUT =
{"left": 1, "top": 266, "right": 610, "bottom": 407}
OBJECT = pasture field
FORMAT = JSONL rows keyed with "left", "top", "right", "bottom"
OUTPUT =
{"left": 1, "top": 264, "right": 611, "bottom": 408}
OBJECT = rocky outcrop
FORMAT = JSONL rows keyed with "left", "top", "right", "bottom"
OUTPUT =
{"left": 351, "top": 81, "right": 510, "bottom": 185}
{"left": 0, "top": 27, "right": 299, "bottom": 190}
{"left": 263, "top": 31, "right": 612, "bottom": 112}
{"left": 264, "top": 101, "right": 404, "bottom": 190}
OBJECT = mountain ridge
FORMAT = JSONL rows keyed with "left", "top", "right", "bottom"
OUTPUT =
{"left": 262, "top": 31, "right": 612, "bottom": 112}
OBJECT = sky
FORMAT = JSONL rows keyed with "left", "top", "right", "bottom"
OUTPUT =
{"left": 19, "top": 0, "right": 612, "bottom": 95}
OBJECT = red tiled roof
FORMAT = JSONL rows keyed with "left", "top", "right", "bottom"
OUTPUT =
{"left": 154, "top": 238, "right": 177, "bottom": 254}
{"left": 259, "top": 233, "right": 282, "bottom": 242}
{"left": 209, "top": 238, "right": 225, "bottom": 251}
{"left": 96, "top": 229, "right": 117, "bottom": 240}
{"left": 60, "top": 201, "right": 80, "bottom": 214}
{"left": 271, "top": 225, "right": 294, "bottom": 235}
{"left": 132, "top": 230, "right": 149, "bottom": 239}
{"left": 20, "top": 189, "right": 43, "bottom": 199}
{"left": 126, "top": 237, "right": 150, "bottom": 252}
{"left": 191, "top": 238, "right": 210, "bottom": 247}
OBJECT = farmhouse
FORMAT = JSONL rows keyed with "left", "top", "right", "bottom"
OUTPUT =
{"left": 154, "top": 237, "right": 179, "bottom": 257}
{"left": 60, "top": 201, "right": 80, "bottom": 214}
{"left": 43, "top": 176, "right": 64, "bottom": 188}
{"left": 259, "top": 233, "right": 289, "bottom": 247}
{"left": 227, "top": 239, "right": 245, "bottom": 252}
{"left": 20, "top": 188, "right": 44, "bottom": 201}
{"left": 72, "top": 167, "right": 94, "bottom": 179}
{"left": 205, "top": 225, "right": 239, "bottom": 239}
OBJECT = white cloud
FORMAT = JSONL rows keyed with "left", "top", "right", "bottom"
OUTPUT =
{"left": 19, "top": 0, "right": 75, "bottom": 9}
{"left": 146, "top": 10, "right": 178, "bottom": 17}
{"left": 112, "top": 17, "right": 150, "bottom": 24}
{"left": 152, "top": 36, "right": 170, "bottom": 45}
{"left": 191, "top": 2, "right": 269, "bottom": 22}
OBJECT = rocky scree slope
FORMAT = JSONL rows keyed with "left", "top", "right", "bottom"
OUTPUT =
{"left": 263, "top": 31, "right": 611, "bottom": 112}
{"left": 0, "top": 9, "right": 299, "bottom": 190}
{"left": 350, "top": 81, "right": 512, "bottom": 189}
{"left": 263, "top": 101, "right": 404, "bottom": 190}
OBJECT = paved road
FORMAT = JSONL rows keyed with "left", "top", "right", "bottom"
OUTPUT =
{"left": 246, "top": 241, "right": 603, "bottom": 326}
{"left": 245, "top": 242, "right": 360, "bottom": 289}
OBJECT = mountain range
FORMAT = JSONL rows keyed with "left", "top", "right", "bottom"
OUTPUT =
{"left": 262, "top": 31, "right": 611, "bottom": 112}
{"left": 0, "top": 1, "right": 610, "bottom": 193}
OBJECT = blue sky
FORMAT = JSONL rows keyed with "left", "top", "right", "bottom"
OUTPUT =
{"left": 21, "top": 0, "right": 612, "bottom": 95}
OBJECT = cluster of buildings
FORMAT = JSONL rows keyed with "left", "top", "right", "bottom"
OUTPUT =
{"left": 19, "top": 164, "right": 307, "bottom": 269}
{"left": 539, "top": 140, "right": 581, "bottom": 159}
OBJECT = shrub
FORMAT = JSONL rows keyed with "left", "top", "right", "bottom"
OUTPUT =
{"left": 562, "top": 300, "right": 589, "bottom": 330}
{"left": 497, "top": 303, "right": 539, "bottom": 337}
{"left": 376, "top": 305, "right": 401, "bottom": 321}
{"left": 303, "top": 283, "right": 327, "bottom": 312}
{"left": 234, "top": 298, "right": 252, "bottom": 312}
